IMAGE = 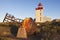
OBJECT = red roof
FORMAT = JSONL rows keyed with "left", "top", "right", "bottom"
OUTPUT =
{"left": 38, "top": 3, "right": 42, "bottom": 6}
{"left": 36, "top": 3, "right": 43, "bottom": 10}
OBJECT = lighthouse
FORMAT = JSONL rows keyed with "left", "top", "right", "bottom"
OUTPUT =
{"left": 35, "top": 3, "right": 44, "bottom": 23}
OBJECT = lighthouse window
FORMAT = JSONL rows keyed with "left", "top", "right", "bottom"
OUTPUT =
{"left": 40, "top": 17, "right": 41, "bottom": 21}
{"left": 40, "top": 13, "right": 41, "bottom": 15}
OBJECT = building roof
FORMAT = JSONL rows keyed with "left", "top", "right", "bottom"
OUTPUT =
{"left": 38, "top": 3, "right": 42, "bottom": 6}
{"left": 36, "top": 3, "right": 43, "bottom": 10}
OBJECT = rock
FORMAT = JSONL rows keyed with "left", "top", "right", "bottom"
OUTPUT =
{"left": 17, "top": 27, "right": 27, "bottom": 39}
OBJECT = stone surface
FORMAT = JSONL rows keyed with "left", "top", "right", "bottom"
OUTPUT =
{"left": 17, "top": 27, "right": 27, "bottom": 38}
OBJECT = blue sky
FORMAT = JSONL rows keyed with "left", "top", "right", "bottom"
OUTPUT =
{"left": 0, "top": 0, "right": 60, "bottom": 22}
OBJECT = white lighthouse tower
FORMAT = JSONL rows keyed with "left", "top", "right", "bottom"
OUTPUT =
{"left": 35, "top": 3, "right": 44, "bottom": 23}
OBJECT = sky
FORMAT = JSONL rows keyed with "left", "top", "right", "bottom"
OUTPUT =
{"left": 0, "top": 0, "right": 60, "bottom": 22}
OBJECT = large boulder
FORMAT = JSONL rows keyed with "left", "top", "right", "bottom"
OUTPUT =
{"left": 22, "top": 18, "right": 37, "bottom": 35}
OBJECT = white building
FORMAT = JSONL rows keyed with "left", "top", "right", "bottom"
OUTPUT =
{"left": 35, "top": 3, "right": 51, "bottom": 23}
{"left": 44, "top": 16, "right": 51, "bottom": 22}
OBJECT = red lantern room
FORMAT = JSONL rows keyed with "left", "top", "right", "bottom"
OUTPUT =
{"left": 36, "top": 3, "right": 43, "bottom": 10}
